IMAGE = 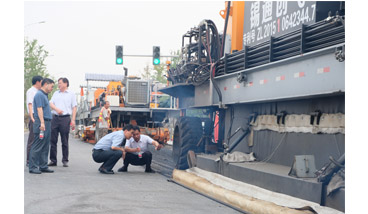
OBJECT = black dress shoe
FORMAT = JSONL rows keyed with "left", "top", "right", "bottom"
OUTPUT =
{"left": 40, "top": 168, "right": 54, "bottom": 173}
{"left": 100, "top": 168, "right": 114, "bottom": 174}
{"left": 48, "top": 162, "right": 57, "bottom": 166}
{"left": 29, "top": 169, "right": 42, "bottom": 174}
{"left": 118, "top": 166, "right": 128, "bottom": 172}
{"left": 145, "top": 169, "right": 155, "bottom": 173}
{"left": 98, "top": 164, "right": 105, "bottom": 172}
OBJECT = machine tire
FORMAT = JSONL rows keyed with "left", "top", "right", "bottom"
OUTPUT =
{"left": 173, "top": 117, "right": 203, "bottom": 170}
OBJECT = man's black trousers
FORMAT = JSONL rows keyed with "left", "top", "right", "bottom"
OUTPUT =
{"left": 92, "top": 149, "right": 122, "bottom": 171}
{"left": 50, "top": 115, "right": 70, "bottom": 164}
{"left": 26, "top": 116, "right": 35, "bottom": 164}
{"left": 123, "top": 151, "right": 152, "bottom": 170}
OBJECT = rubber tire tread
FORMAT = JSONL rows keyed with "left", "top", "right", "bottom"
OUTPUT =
{"left": 173, "top": 117, "right": 203, "bottom": 170}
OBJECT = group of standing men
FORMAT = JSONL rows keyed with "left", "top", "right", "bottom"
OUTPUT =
{"left": 26, "top": 76, "right": 77, "bottom": 174}
{"left": 26, "top": 76, "right": 163, "bottom": 175}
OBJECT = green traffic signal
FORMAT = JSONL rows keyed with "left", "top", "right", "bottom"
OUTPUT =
{"left": 116, "top": 45, "right": 123, "bottom": 65}
{"left": 153, "top": 58, "right": 160, "bottom": 65}
{"left": 116, "top": 58, "right": 123, "bottom": 64}
{"left": 153, "top": 46, "right": 160, "bottom": 65}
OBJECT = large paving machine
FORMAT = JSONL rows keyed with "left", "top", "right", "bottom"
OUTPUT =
{"left": 161, "top": 1, "right": 345, "bottom": 212}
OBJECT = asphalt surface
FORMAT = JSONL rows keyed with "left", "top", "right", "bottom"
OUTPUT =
{"left": 24, "top": 133, "right": 240, "bottom": 214}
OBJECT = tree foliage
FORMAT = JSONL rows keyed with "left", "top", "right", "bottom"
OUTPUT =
{"left": 140, "top": 49, "right": 181, "bottom": 84}
{"left": 152, "top": 63, "right": 167, "bottom": 84}
{"left": 140, "top": 61, "right": 167, "bottom": 84}
{"left": 141, "top": 64, "right": 151, "bottom": 80}
{"left": 168, "top": 50, "right": 181, "bottom": 69}
{"left": 24, "top": 38, "right": 55, "bottom": 114}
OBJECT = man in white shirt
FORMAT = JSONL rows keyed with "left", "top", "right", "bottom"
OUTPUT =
{"left": 48, "top": 77, "right": 77, "bottom": 167}
{"left": 26, "top": 75, "right": 43, "bottom": 166}
{"left": 118, "top": 126, "right": 163, "bottom": 173}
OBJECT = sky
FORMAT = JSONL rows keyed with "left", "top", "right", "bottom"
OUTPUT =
{"left": 24, "top": 1, "right": 225, "bottom": 93}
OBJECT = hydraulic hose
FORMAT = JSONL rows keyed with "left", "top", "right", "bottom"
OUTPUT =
{"left": 202, "top": 19, "right": 223, "bottom": 106}
{"left": 211, "top": 63, "right": 223, "bottom": 107}
{"left": 221, "top": 1, "right": 231, "bottom": 57}
{"left": 207, "top": 20, "right": 221, "bottom": 61}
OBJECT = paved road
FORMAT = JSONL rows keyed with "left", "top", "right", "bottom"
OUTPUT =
{"left": 24, "top": 133, "right": 239, "bottom": 214}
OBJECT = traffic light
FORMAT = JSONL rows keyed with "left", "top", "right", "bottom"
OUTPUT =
{"left": 153, "top": 46, "right": 160, "bottom": 65}
{"left": 116, "top": 45, "right": 123, "bottom": 65}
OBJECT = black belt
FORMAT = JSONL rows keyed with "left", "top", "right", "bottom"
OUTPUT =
{"left": 44, "top": 118, "right": 52, "bottom": 121}
{"left": 92, "top": 149, "right": 103, "bottom": 152}
{"left": 53, "top": 114, "right": 70, "bottom": 118}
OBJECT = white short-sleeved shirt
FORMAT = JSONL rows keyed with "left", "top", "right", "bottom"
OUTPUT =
{"left": 125, "top": 134, "right": 153, "bottom": 154}
{"left": 26, "top": 86, "right": 38, "bottom": 114}
{"left": 50, "top": 90, "right": 77, "bottom": 115}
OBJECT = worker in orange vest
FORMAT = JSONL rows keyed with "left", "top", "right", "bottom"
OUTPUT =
{"left": 98, "top": 101, "right": 111, "bottom": 140}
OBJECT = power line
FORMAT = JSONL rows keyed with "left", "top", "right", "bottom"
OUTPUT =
{"left": 123, "top": 54, "right": 179, "bottom": 58}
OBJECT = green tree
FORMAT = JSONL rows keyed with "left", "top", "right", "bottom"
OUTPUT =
{"left": 24, "top": 38, "right": 56, "bottom": 114}
{"left": 168, "top": 49, "right": 181, "bottom": 69}
{"left": 152, "top": 63, "right": 167, "bottom": 84}
{"left": 141, "top": 64, "right": 152, "bottom": 80}
{"left": 140, "top": 49, "right": 181, "bottom": 84}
